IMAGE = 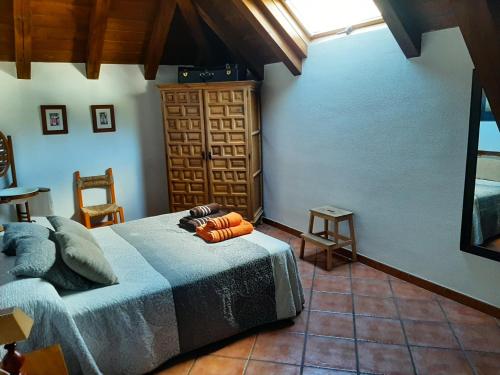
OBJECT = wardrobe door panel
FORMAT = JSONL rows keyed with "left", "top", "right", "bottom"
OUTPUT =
{"left": 204, "top": 88, "right": 249, "bottom": 218}
{"left": 162, "top": 89, "right": 209, "bottom": 212}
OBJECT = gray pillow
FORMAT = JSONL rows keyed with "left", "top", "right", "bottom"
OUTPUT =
{"left": 47, "top": 216, "right": 99, "bottom": 247}
{"left": 9, "top": 237, "right": 95, "bottom": 291}
{"left": 2, "top": 223, "right": 54, "bottom": 256}
{"left": 55, "top": 232, "right": 118, "bottom": 285}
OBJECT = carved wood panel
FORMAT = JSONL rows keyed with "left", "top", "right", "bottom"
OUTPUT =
{"left": 162, "top": 89, "right": 209, "bottom": 212}
{"left": 204, "top": 88, "right": 249, "bottom": 217}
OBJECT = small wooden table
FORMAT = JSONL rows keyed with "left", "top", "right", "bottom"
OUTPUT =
{"left": 21, "top": 345, "right": 69, "bottom": 375}
{"left": 300, "top": 205, "right": 357, "bottom": 270}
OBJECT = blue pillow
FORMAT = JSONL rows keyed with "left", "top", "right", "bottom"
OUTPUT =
{"left": 2, "top": 223, "right": 53, "bottom": 256}
{"left": 9, "top": 236, "right": 95, "bottom": 291}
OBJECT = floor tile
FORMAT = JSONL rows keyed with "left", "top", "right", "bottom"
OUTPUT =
{"left": 391, "top": 280, "right": 435, "bottom": 300}
{"left": 304, "top": 336, "right": 357, "bottom": 371}
{"left": 303, "top": 288, "right": 312, "bottom": 309}
{"left": 352, "top": 279, "right": 392, "bottom": 298}
{"left": 358, "top": 341, "right": 414, "bottom": 375}
{"left": 403, "top": 320, "right": 459, "bottom": 349}
{"left": 210, "top": 334, "right": 256, "bottom": 359}
{"left": 154, "top": 359, "right": 194, "bottom": 375}
{"left": 315, "top": 263, "right": 350, "bottom": 278}
{"left": 251, "top": 331, "right": 304, "bottom": 365}
{"left": 189, "top": 356, "right": 246, "bottom": 375}
{"left": 245, "top": 361, "right": 300, "bottom": 375}
{"left": 301, "top": 274, "right": 314, "bottom": 289}
{"left": 354, "top": 295, "right": 398, "bottom": 318}
{"left": 452, "top": 324, "right": 500, "bottom": 353}
{"left": 411, "top": 347, "right": 473, "bottom": 375}
{"left": 308, "top": 311, "right": 354, "bottom": 339}
{"left": 440, "top": 300, "right": 498, "bottom": 325}
{"left": 313, "top": 276, "right": 351, "bottom": 294}
{"left": 397, "top": 298, "right": 446, "bottom": 322}
{"left": 283, "top": 311, "right": 308, "bottom": 334}
{"left": 351, "top": 263, "right": 388, "bottom": 280}
{"left": 298, "top": 259, "right": 316, "bottom": 276}
{"left": 302, "top": 367, "right": 357, "bottom": 374}
{"left": 467, "top": 351, "right": 500, "bottom": 375}
{"left": 355, "top": 316, "right": 406, "bottom": 345}
{"left": 311, "top": 291, "right": 353, "bottom": 313}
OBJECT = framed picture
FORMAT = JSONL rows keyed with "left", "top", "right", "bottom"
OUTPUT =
{"left": 91, "top": 105, "right": 116, "bottom": 133}
{"left": 41, "top": 105, "right": 68, "bottom": 135}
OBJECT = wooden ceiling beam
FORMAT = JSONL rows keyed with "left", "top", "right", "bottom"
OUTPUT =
{"left": 231, "top": 0, "right": 302, "bottom": 75}
{"left": 13, "top": 0, "right": 31, "bottom": 79}
{"left": 144, "top": 0, "right": 177, "bottom": 80}
{"left": 86, "top": 0, "right": 111, "bottom": 79}
{"left": 373, "top": 0, "right": 421, "bottom": 58}
{"left": 255, "top": 0, "right": 307, "bottom": 59}
{"left": 176, "top": 0, "right": 213, "bottom": 64}
{"left": 452, "top": 0, "right": 500, "bottom": 122}
{"left": 195, "top": 4, "right": 264, "bottom": 80}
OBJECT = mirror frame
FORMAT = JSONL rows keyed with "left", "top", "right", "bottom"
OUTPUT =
{"left": 460, "top": 70, "right": 500, "bottom": 262}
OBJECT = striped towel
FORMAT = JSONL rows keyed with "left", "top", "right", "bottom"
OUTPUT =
{"left": 205, "top": 212, "right": 243, "bottom": 230}
{"left": 189, "top": 203, "right": 220, "bottom": 218}
{"left": 179, "top": 211, "right": 226, "bottom": 232}
{"left": 196, "top": 220, "right": 254, "bottom": 243}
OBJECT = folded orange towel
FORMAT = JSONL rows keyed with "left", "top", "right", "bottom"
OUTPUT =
{"left": 196, "top": 220, "right": 254, "bottom": 243}
{"left": 205, "top": 212, "right": 243, "bottom": 230}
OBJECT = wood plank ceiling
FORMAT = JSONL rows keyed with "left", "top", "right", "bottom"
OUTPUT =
{"left": 0, "top": 0, "right": 498, "bottom": 121}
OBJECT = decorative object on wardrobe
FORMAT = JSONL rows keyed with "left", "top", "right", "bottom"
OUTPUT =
{"left": 75, "top": 168, "right": 125, "bottom": 228}
{"left": 40, "top": 105, "right": 68, "bottom": 135}
{"left": 91, "top": 105, "right": 116, "bottom": 133}
{"left": 0, "top": 307, "right": 33, "bottom": 375}
{"left": 158, "top": 81, "right": 263, "bottom": 223}
{"left": 0, "top": 131, "right": 49, "bottom": 222}
{"left": 300, "top": 205, "right": 357, "bottom": 271}
{"left": 178, "top": 64, "right": 247, "bottom": 83}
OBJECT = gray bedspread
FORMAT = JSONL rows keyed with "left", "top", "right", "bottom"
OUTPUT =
{"left": 472, "top": 179, "right": 500, "bottom": 245}
{"left": 0, "top": 212, "right": 304, "bottom": 375}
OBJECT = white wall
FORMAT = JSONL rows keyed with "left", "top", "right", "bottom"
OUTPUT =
{"left": 0, "top": 63, "right": 177, "bottom": 221}
{"left": 261, "top": 26, "right": 500, "bottom": 307}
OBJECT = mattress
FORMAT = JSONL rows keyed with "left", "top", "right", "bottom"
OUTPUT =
{"left": 472, "top": 179, "right": 500, "bottom": 245}
{"left": 0, "top": 212, "right": 304, "bottom": 375}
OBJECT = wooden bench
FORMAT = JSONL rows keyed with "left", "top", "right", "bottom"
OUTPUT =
{"left": 300, "top": 205, "right": 357, "bottom": 270}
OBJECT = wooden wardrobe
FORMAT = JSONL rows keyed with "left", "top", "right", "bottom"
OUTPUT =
{"left": 158, "top": 81, "right": 263, "bottom": 223}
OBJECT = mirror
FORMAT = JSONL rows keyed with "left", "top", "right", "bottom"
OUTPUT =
{"left": 0, "top": 131, "right": 11, "bottom": 178}
{"left": 461, "top": 71, "right": 500, "bottom": 261}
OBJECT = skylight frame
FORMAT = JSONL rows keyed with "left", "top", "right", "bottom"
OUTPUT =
{"left": 281, "top": 0, "right": 385, "bottom": 40}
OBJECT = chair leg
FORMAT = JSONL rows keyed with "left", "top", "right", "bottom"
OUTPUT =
{"left": 112, "top": 212, "right": 118, "bottom": 224}
{"left": 83, "top": 213, "right": 91, "bottom": 229}
{"left": 348, "top": 216, "right": 357, "bottom": 262}
{"left": 324, "top": 219, "right": 328, "bottom": 239}
{"left": 118, "top": 207, "right": 125, "bottom": 223}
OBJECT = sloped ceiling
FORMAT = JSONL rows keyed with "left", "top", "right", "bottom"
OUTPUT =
{"left": 1, "top": 0, "right": 499, "bottom": 121}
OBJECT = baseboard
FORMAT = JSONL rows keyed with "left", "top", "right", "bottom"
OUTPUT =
{"left": 263, "top": 217, "right": 500, "bottom": 318}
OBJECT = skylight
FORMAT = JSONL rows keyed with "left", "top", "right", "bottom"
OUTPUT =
{"left": 284, "top": 0, "right": 383, "bottom": 38}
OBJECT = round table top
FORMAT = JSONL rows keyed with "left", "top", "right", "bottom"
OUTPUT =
{"left": 0, "top": 187, "right": 39, "bottom": 200}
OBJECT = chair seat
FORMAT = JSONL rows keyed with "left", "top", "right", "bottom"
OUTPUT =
{"left": 81, "top": 203, "right": 120, "bottom": 217}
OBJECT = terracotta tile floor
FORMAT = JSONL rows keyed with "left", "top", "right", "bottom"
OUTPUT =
{"left": 152, "top": 224, "right": 500, "bottom": 375}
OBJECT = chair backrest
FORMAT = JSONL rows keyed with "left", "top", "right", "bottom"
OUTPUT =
{"left": 75, "top": 168, "right": 117, "bottom": 209}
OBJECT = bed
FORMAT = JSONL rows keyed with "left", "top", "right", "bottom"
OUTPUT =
{"left": 472, "top": 179, "right": 500, "bottom": 245}
{"left": 0, "top": 211, "right": 304, "bottom": 375}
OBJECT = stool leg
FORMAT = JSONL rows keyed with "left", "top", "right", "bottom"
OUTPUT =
{"left": 348, "top": 216, "right": 357, "bottom": 262}
{"left": 300, "top": 213, "right": 315, "bottom": 259}
{"left": 326, "top": 248, "right": 332, "bottom": 271}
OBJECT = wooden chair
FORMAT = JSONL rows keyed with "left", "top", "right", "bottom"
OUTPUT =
{"left": 75, "top": 168, "right": 125, "bottom": 229}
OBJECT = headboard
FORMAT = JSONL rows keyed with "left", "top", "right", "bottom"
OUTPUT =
{"left": 477, "top": 151, "right": 500, "bottom": 182}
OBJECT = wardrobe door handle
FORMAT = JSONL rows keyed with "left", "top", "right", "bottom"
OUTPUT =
{"left": 201, "top": 151, "right": 206, "bottom": 160}
{"left": 208, "top": 151, "right": 213, "bottom": 160}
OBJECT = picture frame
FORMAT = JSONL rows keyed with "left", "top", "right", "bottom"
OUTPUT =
{"left": 91, "top": 105, "right": 116, "bottom": 133}
{"left": 40, "top": 105, "right": 68, "bottom": 135}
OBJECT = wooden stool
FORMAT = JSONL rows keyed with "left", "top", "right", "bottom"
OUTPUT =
{"left": 300, "top": 205, "right": 357, "bottom": 270}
